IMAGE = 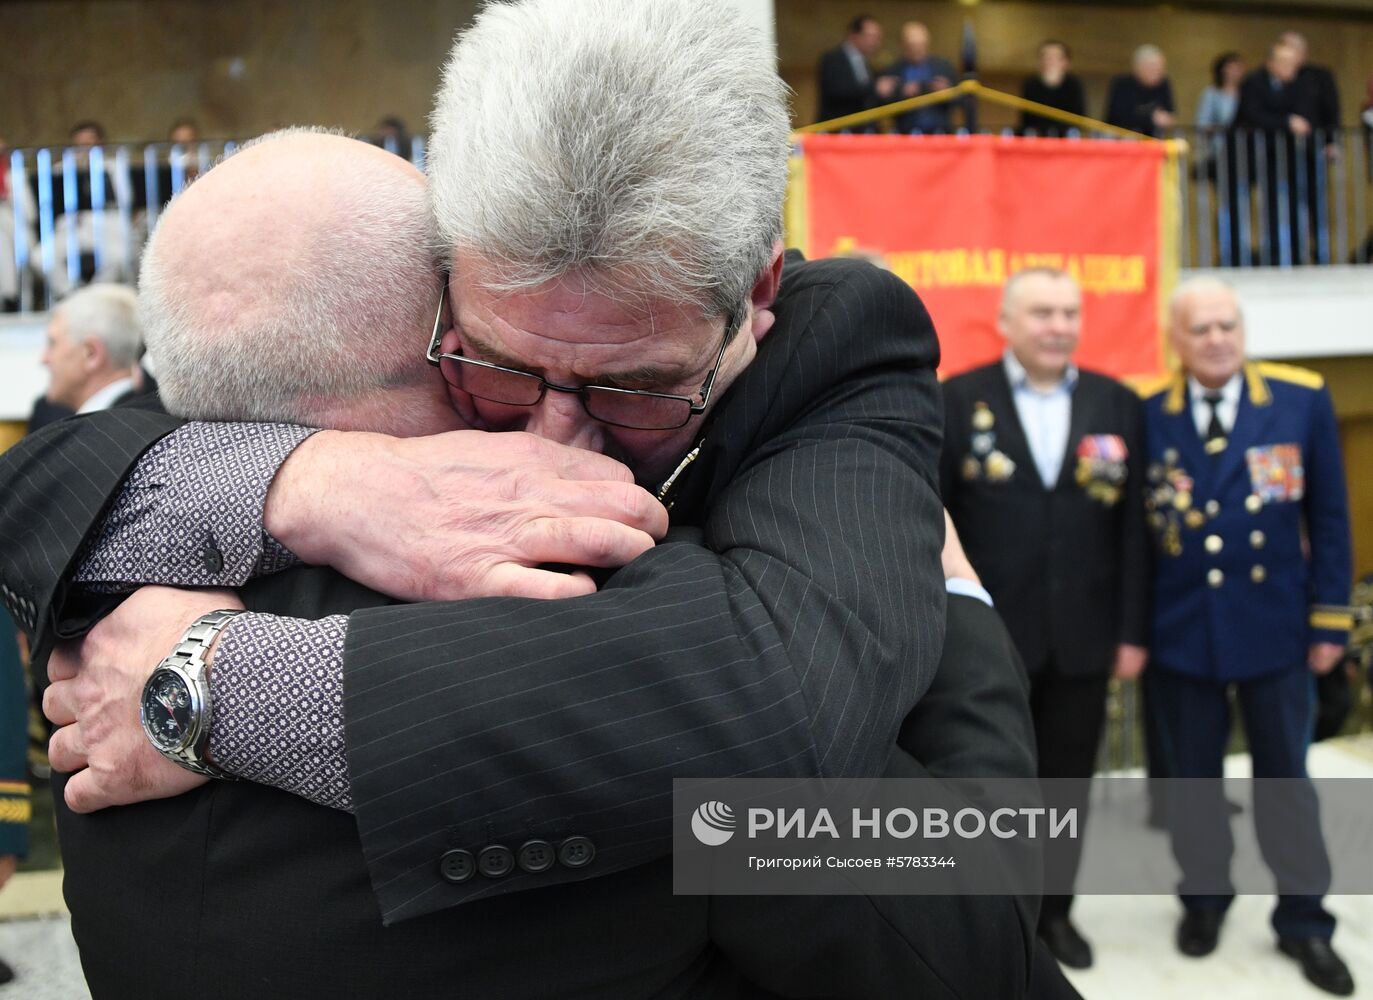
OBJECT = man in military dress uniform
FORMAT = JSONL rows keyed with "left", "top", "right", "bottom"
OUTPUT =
{"left": 941, "top": 268, "right": 1149, "bottom": 970}
{"left": 1141, "top": 276, "right": 1354, "bottom": 997}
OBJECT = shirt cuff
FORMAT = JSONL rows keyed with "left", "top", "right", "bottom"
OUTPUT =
{"left": 208, "top": 612, "right": 354, "bottom": 812}
{"left": 75, "top": 422, "right": 317, "bottom": 590}
{"left": 945, "top": 577, "right": 994, "bottom": 608}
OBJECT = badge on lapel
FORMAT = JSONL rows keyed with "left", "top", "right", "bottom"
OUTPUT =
{"left": 1245, "top": 443, "right": 1304, "bottom": 503}
{"left": 1074, "top": 433, "right": 1128, "bottom": 505}
{"left": 962, "top": 402, "right": 1016, "bottom": 481}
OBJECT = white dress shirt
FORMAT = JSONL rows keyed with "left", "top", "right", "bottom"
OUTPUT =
{"left": 1187, "top": 372, "right": 1242, "bottom": 439}
{"left": 1003, "top": 350, "right": 1078, "bottom": 489}
{"left": 76, "top": 375, "right": 136, "bottom": 414}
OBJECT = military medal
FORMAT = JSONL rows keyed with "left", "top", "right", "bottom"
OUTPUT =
{"left": 961, "top": 456, "right": 981, "bottom": 481}
{"left": 984, "top": 450, "right": 1015, "bottom": 481}
{"left": 972, "top": 403, "right": 994, "bottom": 431}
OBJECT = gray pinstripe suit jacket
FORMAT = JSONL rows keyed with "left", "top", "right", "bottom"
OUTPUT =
{"left": 0, "top": 254, "right": 947, "bottom": 925}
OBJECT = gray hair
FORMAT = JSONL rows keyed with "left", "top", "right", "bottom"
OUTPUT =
{"left": 54, "top": 283, "right": 143, "bottom": 367}
{"left": 1169, "top": 275, "right": 1242, "bottom": 325}
{"left": 999, "top": 267, "right": 1077, "bottom": 317}
{"left": 427, "top": 0, "right": 791, "bottom": 319}
{"left": 139, "top": 127, "right": 442, "bottom": 423}
{"left": 1133, "top": 44, "right": 1164, "bottom": 68}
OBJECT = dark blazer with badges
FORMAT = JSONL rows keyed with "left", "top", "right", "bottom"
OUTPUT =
{"left": 940, "top": 361, "right": 1150, "bottom": 676}
{"left": 0, "top": 255, "right": 948, "bottom": 921}
{"left": 1141, "top": 362, "right": 1353, "bottom": 681}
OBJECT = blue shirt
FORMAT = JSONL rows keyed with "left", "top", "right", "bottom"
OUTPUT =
{"left": 1003, "top": 350, "right": 1078, "bottom": 489}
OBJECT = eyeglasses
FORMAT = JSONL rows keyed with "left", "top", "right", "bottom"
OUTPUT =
{"left": 425, "top": 285, "right": 740, "bottom": 431}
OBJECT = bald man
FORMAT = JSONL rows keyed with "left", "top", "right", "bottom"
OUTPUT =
{"left": 879, "top": 21, "right": 957, "bottom": 134}
{"left": 34, "top": 128, "right": 1055, "bottom": 999}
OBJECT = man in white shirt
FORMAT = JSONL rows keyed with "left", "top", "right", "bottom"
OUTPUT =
{"left": 39, "top": 283, "right": 143, "bottom": 415}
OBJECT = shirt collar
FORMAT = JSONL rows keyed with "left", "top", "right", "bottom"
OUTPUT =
{"left": 1003, "top": 349, "right": 1078, "bottom": 392}
{"left": 1186, "top": 371, "right": 1242, "bottom": 408}
{"left": 77, "top": 375, "right": 135, "bottom": 414}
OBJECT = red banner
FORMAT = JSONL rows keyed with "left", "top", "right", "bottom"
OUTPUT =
{"left": 795, "top": 134, "right": 1172, "bottom": 379}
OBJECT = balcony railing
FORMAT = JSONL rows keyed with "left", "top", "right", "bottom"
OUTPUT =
{"left": 1, "top": 136, "right": 426, "bottom": 313}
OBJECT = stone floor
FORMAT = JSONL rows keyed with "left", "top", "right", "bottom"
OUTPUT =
{"left": 1, "top": 736, "right": 1370, "bottom": 999}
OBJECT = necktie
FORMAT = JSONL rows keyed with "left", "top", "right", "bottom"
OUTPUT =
{"left": 1203, "top": 393, "right": 1226, "bottom": 454}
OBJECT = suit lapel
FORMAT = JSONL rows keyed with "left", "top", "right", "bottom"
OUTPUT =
{"left": 983, "top": 365, "right": 1038, "bottom": 488}
{"left": 1053, "top": 377, "right": 1093, "bottom": 493}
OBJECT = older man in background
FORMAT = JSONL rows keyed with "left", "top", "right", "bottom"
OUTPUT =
{"left": 1104, "top": 44, "right": 1177, "bottom": 137}
{"left": 940, "top": 268, "right": 1149, "bottom": 971}
{"left": 1142, "top": 277, "right": 1353, "bottom": 997}
{"left": 37, "top": 283, "right": 143, "bottom": 416}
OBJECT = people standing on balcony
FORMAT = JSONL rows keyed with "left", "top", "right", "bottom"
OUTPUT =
{"left": 816, "top": 14, "right": 887, "bottom": 131}
{"left": 1234, "top": 42, "right": 1316, "bottom": 266}
{"left": 1104, "top": 44, "right": 1176, "bottom": 137}
{"left": 1197, "top": 52, "right": 1245, "bottom": 133}
{"left": 1018, "top": 40, "right": 1086, "bottom": 137}
{"left": 879, "top": 22, "right": 957, "bottom": 134}
{"left": 1196, "top": 53, "right": 1246, "bottom": 266}
{"left": 1281, "top": 31, "right": 1341, "bottom": 263}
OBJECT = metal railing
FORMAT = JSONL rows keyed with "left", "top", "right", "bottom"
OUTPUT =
{"left": 1177, "top": 126, "right": 1373, "bottom": 268}
{"left": 1, "top": 136, "right": 426, "bottom": 313}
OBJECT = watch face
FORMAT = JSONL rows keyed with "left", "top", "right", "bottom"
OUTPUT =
{"left": 142, "top": 669, "right": 195, "bottom": 751}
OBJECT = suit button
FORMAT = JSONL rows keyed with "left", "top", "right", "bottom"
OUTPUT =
{"left": 478, "top": 845, "right": 514, "bottom": 878}
{"left": 558, "top": 836, "right": 596, "bottom": 869}
{"left": 1250, "top": 530, "right": 1265, "bottom": 549}
{"left": 1207, "top": 568, "right": 1224, "bottom": 589}
{"left": 1205, "top": 500, "right": 1220, "bottom": 517}
{"left": 439, "top": 849, "right": 475, "bottom": 883}
{"left": 1204, "top": 535, "right": 1223, "bottom": 554}
{"left": 202, "top": 544, "right": 224, "bottom": 574}
{"left": 1245, "top": 494, "right": 1263, "bottom": 514}
{"left": 1251, "top": 565, "right": 1267, "bottom": 584}
{"left": 517, "top": 839, "right": 555, "bottom": 874}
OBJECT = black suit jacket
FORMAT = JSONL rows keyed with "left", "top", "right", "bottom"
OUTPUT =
{"left": 0, "top": 255, "right": 946, "bottom": 920}
{"left": 816, "top": 45, "right": 878, "bottom": 128}
{"left": 940, "top": 361, "right": 1148, "bottom": 676}
{"left": 57, "top": 580, "right": 1042, "bottom": 999}
{"left": 1235, "top": 69, "right": 1317, "bottom": 137}
{"left": 1297, "top": 64, "right": 1340, "bottom": 133}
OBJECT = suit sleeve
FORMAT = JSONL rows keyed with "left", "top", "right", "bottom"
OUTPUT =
{"left": 343, "top": 266, "right": 947, "bottom": 922}
{"left": 818, "top": 49, "right": 872, "bottom": 106}
{"left": 709, "top": 595, "right": 1037, "bottom": 1000}
{"left": 1303, "top": 386, "right": 1353, "bottom": 646}
{"left": 0, "top": 407, "right": 186, "bottom": 658}
{"left": 1117, "top": 388, "right": 1150, "bottom": 647}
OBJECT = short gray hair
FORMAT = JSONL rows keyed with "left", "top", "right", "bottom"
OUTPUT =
{"left": 1169, "top": 275, "right": 1242, "bottom": 325}
{"left": 54, "top": 283, "right": 143, "bottom": 367}
{"left": 1133, "top": 44, "right": 1164, "bottom": 68}
{"left": 427, "top": 0, "right": 791, "bottom": 319}
{"left": 999, "top": 267, "right": 1077, "bottom": 317}
{"left": 139, "top": 127, "right": 441, "bottom": 423}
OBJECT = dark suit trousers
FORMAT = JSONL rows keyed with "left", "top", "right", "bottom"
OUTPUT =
{"left": 1028, "top": 665, "right": 1109, "bottom": 923}
{"left": 1149, "top": 665, "right": 1335, "bottom": 940}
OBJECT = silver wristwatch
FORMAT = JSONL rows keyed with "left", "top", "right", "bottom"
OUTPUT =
{"left": 139, "top": 609, "right": 245, "bottom": 779}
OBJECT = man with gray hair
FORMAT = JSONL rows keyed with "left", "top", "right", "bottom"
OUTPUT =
{"left": 38, "top": 283, "right": 144, "bottom": 415}
{"left": 4, "top": 0, "right": 979, "bottom": 995}
{"left": 939, "top": 267, "right": 1149, "bottom": 970}
{"left": 1104, "top": 44, "right": 1176, "bottom": 137}
{"left": 1141, "top": 276, "right": 1353, "bottom": 996}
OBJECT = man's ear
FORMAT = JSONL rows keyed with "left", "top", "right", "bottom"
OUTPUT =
{"left": 748, "top": 240, "right": 785, "bottom": 343}
{"left": 84, "top": 338, "right": 108, "bottom": 373}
